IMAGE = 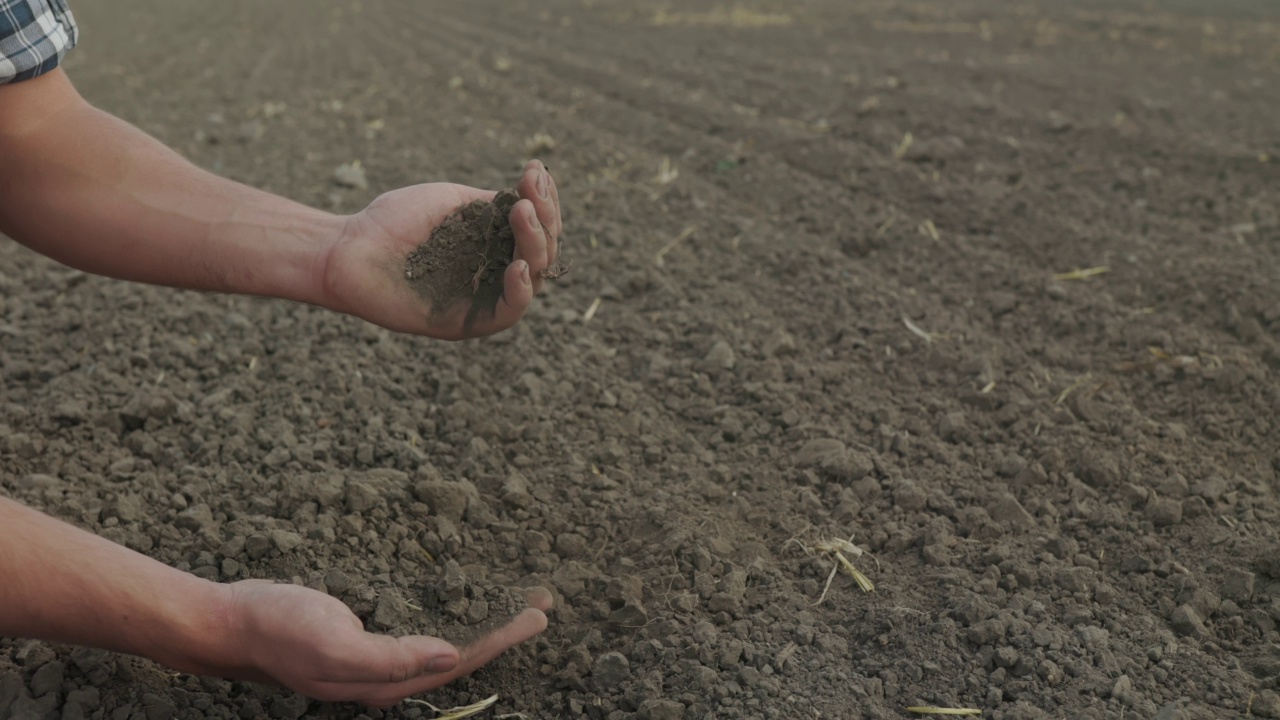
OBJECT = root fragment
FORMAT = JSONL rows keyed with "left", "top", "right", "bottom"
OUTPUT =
{"left": 790, "top": 534, "right": 877, "bottom": 603}
{"left": 405, "top": 694, "right": 499, "bottom": 719}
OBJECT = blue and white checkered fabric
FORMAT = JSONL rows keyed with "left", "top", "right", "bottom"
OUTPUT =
{"left": 0, "top": 0, "right": 77, "bottom": 84}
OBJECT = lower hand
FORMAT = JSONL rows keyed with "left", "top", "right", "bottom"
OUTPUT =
{"left": 212, "top": 580, "right": 553, "bottom": 707}
{"left": 320, "top": 160, "right": 563, "bottom": 340}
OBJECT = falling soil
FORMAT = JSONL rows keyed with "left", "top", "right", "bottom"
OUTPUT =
{"left": 405, "top": 189, "right": 518, "bottom": 329}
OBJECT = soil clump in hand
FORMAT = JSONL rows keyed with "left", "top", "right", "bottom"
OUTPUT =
{"left": 405, "top": 189, "right": 519, "bottom": 328}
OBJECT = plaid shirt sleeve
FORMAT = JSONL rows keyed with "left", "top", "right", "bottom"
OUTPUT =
{"left": 0, "top": 0, "right": 77, "bottom": 84}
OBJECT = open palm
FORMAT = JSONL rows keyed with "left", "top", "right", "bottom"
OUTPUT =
{"left": 219, "top": 580, "right": 553, "bottom": 708}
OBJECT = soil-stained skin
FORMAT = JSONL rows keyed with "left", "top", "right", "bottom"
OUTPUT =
{"left": 3, "top": 0, "right": 1279, "bottom": 718}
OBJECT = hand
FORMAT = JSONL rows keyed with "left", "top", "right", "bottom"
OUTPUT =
{"left": 214, "top": 580, "right": 553, "bottom": 708}
{"left": 320, "top": 160, "right": 563, "bottom": 340}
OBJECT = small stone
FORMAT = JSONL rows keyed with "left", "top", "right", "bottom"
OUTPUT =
{"left": 332, "top": 161, "right": 368, "bottom": 190}
{"left": 372, "top": 592, "right": 410, "bottom": 631}
{"left": 1037, "top": 660, "right": 1063, "bottom": 685}
{"left": 992, "top": 647, "right": 1019, "bottom": 668}
{"left": 268, "top": 693, "right": 309, "bottom": 720}
{"left": 1146, "top": 497, "right": 1183, "bottom": 527}
{"left": 1110, "top": 675, "right": 1132, "bottom": 699}
{"left": 104, "top": 494, "right": 142, "bottom": 523}
{"left": 438, "top": 560, "right": 468, "bottom": 601}
{"left": 763, "top": 331, "right": 797, "bottom": 357}
{"left": 239, "top": 698, "right": 264, "bottom": 719}
{"left": 244, "top": 534, "right": 272, "bottom": 560}
{"left": 1169, "top": 604, "right": 1209, "bottom": 639}
{"left": 141, "top": 693, "right": 176, "bottom": 720}
{"left": 592, "top": 651, "right": 631, "bottom": 689}
{"left": 30, "top": 661, "right": 63, "bottom": 697}
{"left": 0, "top": 672, "right": 26, "bottom": 714}
{"left": 555, "top": 533, "right": 590, "bottom": 559}
{"left": 894, "top": 480, "right": 928, "bottom": 513}
{"left": 938, "top": 412, "right": 970, "bottom": 443}
{"left": 704, "top": 340, "right": 736, "bottom": 371}
{"left": 1221, "top": 569, "right": 1255, "bottom": 603}
{"left": 1078, "top": 625, "right": 1109, "bottom": 649}
{"left": 797, "top": 439, "right": 842, "bottom": 465}
{"left": 53, "top": 400, "right": 87, "bottom": 425}
{"left": 1155, "top": 473, "right": 1190, "bottom": 498}
{"left": 1077, "top": 449, "right": 1119, "bottom": 487}
{"left": 608, "top": 601, "right": 649, "bottom": 629}
{"left": 175, "top": 504, "right": 216, "bottom": 533}
{"left": 1191, "top": 476, "right": 1228, "bottom": 502}
{"left": 325, "top": 571, "right": 355, "bottom": 595}
{"left": 1253, "top": 690, "right": 1280, "bottom": 719}
{"left": 501, "top": 472, "right": 534, "bottom": 508}
{"left": 269, "top": 529, "right": 303, "bottom": 553}
{"left": 303, "top": 473, "right": 345, "bottom": 509}
{"left": 638, "top": 698, "right": 685, "bottom": 720}
{"left": 987, "top": 495, "right": 1035, "bottom": 529}
{"left": 260, "top": 446, "right": 290, "bottom": 469}
{"left": 996, "top": 454, "right": 1027, "bottom": 478}
{"left": 65, "top": 688, "right": 99, "bottom": 711}
{"left": 1119, "top": 483, "right": 1150, "bottom": 508}
{"left": 414, "top": 480, "right": 473, "bottom": 524}
{"left": 465, "top": 598, "right": 490, "bottom": 625}
{"left": 707, "top": 592, "right": 741, "bottom": 615}
{"left": 1055, "top": 567, "right": 1092, "bottom": 594}
{"left": 69, "top": 648, "right": 111, "bottom": 686}
{"left": 345, "top": 481, "right": 383, "bottom": 513}
{"left": 1182, "top": 496, "right": 1210, "bottom": 518}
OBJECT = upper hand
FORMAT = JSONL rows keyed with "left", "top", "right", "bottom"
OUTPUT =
{"left": 318, "top": 160, "right": 562, "bottom": 340}
{"left": 211, "top": 580, "right": 552, "bottom": 708}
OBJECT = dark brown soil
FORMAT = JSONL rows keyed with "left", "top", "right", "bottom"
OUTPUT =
{"left": 405, "top": 189, "right": 518, "bottom": 329}
{"left": 2, "top": 0, "right": 1279, "bottom": 719}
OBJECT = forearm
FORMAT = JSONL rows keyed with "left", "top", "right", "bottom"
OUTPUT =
{"left": 0, "top": 70, "right": 341, "bottom": 304}
{"left": 0, "top": 496, "right": 236, "bottom": 673}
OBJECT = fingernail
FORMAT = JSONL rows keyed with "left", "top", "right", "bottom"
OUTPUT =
{"left": 426, "top": 655, "right": 456, "bottom": 673}
{"left": 536, "top": 171, "right": 549, "bottom": 199}
{"left": 519, "top": 260, "right": 531, "bottom": 284}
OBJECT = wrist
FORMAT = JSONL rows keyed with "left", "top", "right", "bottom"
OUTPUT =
{"left": 138, "top": 577, "right": 244, "bottom": 677}
{"left": 214, "top": 200, "right": 348, "bottom": 309}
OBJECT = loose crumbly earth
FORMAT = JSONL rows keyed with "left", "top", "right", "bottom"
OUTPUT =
{"left": 2, "top": 0, "right": 1278, "bottom": 719}
{"left": 404, "top": 189, "right": 519, "bottom": 330}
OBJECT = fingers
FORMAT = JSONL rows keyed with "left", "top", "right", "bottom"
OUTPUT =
{"left": 515, "top": 159, "right": 561, "bottom": 279}
{"left": 450, "top": 606, "right": 549, "bottom": 674}
{"left": 317, "top": 633, "right": 460, "bottom": 685}
{"left": 483, "top": 258, "right": 533, "bottom": 332}
{"left": 510, "top": 198, "right": 546, "bottom": 294}
{"left": 330, "top": 601, "right": 551, "bottom": 708}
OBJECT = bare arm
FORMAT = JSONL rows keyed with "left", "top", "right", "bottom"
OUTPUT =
{"left": 0, "top": 69, "right": 564, "bottom": 339}
{"left": 0, "top": 69, "right": 335, "bottom": 304}
{"left": 0, "top": 496, "right": 551, "bottom": 706}
{"left": 0, "top": 497, "right": 232, "bottom": 672}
